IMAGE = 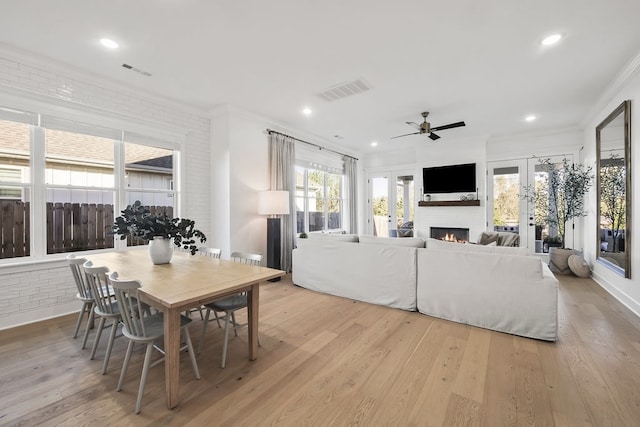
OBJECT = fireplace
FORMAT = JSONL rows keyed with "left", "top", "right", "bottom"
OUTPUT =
{"left": 430, "top": 227, "right": 470, "bottom": 243}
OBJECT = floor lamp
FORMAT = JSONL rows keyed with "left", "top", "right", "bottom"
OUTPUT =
{"left": 258, "top": 190, "right": 290, "bottom": 281}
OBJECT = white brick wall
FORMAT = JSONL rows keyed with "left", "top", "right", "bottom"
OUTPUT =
{"left": 0, "top": 54, "right": 212, "bottom": 330}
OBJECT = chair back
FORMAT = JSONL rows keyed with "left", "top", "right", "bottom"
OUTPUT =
{"left": 82, "top": 261, "right": 117, "bottom": 315}
{"left": 199, "top": 247, "right": 222, "bottom": 259}
{"left": 230, "top": 251, "right": 262, "bottom": 266}
{"left": 108, "top": 272, "right": 149, "bottom": 339}
{"left": 67, "top": 254, "right": 90, "bottom": 299}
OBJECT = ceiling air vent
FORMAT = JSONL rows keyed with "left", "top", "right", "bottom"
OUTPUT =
{"left": 316, "top": 78, "right": 371, "bottom": 102}
{"left": 122, "top": 63, "right": 152, "bottom": 77}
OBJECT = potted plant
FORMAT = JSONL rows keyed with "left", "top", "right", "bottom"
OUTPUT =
{"left": 111, "top": 201, "right": 207, "bottom": 264}
{"left": 524, "top": 157, "right": 594, "bottom": 274}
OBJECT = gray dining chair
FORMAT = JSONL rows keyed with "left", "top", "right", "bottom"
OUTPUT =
{"left": 82, "top": 261, "right": 121, "bottom": 375}
{"left": 108, "top": 272, "right": 200, "bottom": 414}
{"left": 198, "top": 251, "right": 262, "bottom": 368}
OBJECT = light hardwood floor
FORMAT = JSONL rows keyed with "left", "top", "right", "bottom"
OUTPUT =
{"left": 1, "top": 273, "right": 640, "bottom": 426}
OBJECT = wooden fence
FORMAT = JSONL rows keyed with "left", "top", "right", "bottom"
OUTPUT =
{"left": 0, "top": 201, "right": 173, "bottom": 258}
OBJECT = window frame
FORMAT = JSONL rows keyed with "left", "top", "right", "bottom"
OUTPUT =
{"left": 0, "top": 102, "right": 184, "bottom": 264}
{"left": 296, "top": 165, "right": 344, "bottom": 234}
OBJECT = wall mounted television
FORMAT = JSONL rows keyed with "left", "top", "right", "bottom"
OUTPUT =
{"left": 422, "top": 163, "right": 476, "bottom": 194}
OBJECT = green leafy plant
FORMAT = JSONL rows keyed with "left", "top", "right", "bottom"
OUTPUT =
{"left": 523, "top": 157, "right": 594, "bottom": 249}
{"left": 111, "top": 201, "right": 206, "bottom": 255}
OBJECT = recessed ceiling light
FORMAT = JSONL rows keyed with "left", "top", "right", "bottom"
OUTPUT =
{"left": 525, "top": 115, "right": 537, "bottom": 122}
{"left": 302, "top": 107, "right": 312, "bottom": 116}
{"left": 100, "top": 38, "right": 119, "bottom": 49}
{"left": 370, "top": 141, "right": 378, "bottom": 147}
{"left": 541, "top": 34, "right": 562, "bottom": 46}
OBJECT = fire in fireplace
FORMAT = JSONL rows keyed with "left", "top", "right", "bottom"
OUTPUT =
{"left": 430, "top": 227, "right": 470, "bottom": 243}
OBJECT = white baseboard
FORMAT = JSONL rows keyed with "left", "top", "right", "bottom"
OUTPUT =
{"left": 591, "top": 271, "right": 640, "bottom": 318}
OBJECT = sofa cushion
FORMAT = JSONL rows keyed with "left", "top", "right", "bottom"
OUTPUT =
{"left": 307, "top": 233, "right": 359, "bottom": 242}
{"left": 359, "top": 235, "right": 426, "bottom": 248}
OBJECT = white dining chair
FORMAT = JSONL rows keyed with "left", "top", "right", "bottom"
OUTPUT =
{"left": 82, "top": 261, "right": 121, "bottom": 375}
{"left": 67, "top": 254, "right": 95, "bottom": 349}
{"left": 108, "top": 272, "right": 200, "bottom": 414}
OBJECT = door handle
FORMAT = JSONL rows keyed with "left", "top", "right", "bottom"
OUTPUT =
{"left": 529, "top": 223, "right": 535, "bottom": 226}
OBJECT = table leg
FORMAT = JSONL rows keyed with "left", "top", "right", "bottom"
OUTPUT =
{"left": 164, "top": 307, "right": 181, "bottom": 409}
{"left": 247, "top": 283, "right": 260, "bottom": 360}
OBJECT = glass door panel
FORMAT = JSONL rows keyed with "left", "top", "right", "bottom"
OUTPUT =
{"left": 370, "top": 175, "right": 389, "bottom": 237}
{"left": 528, "top": 155, "right": 574, "bottom": 252}
{"left": 488, "top": 160, "right": 528, "bottom": 250}
{"left": 369, "top": 172, "right": 415, "bottom": 237}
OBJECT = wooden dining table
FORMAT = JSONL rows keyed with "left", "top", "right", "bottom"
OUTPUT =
{"left": 90, "top": 249, "right": 285, "bottom": 409}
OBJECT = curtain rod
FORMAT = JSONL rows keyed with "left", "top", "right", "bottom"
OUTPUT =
{"left": 266, "top": 129, "right": 358, "bottom": 161}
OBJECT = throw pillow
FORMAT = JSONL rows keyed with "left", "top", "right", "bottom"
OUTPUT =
{"left": 478, "top": 231, "right": 498, "bottom": 245}
{"left": 568, "top": 254, "right": 590, "bottom": 278}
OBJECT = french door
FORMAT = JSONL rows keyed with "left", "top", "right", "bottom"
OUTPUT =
{"left": 487, "top": 155, "right": 574, "bottom": 255}
{"left": 368, "top": 171, "right": 415, "bottom": 237}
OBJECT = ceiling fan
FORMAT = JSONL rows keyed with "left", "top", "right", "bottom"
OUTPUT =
{"left": 391, "top": 112, "right": 466, "bottom": 141}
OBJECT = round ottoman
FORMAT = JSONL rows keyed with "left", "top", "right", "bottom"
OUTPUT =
{"left": 568, "top": 254, "right": 590, "bottom": 278}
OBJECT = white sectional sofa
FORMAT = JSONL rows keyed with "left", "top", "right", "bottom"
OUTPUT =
{"left": 292, "top": 234, "right": 558, "bottom": 341}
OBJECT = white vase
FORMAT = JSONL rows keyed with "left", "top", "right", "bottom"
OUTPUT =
{"left": 149, "top": 237, "right": 173, "bottom": 265}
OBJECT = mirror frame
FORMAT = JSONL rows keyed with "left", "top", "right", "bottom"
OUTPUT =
{"left": 596, "top": 100, "right": 632, "bottom": 278}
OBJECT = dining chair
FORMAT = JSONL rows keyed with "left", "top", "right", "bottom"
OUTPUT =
{"left": 67, "top": 254, "right": 95, "bottom": 349}
{"left": 183, "top": 247, "right": 223, "bottom": 320}
{"left": 82, "top": 261, "right": 121, "bottom": 375}
{"left": 108, "top": 272, "right": 200, "bottom": 414}
{"left": 198, "top": 247, "right": 222, "bottom": 259}
{"left": 198, "top": 251, "right": 262, "bottom": 368}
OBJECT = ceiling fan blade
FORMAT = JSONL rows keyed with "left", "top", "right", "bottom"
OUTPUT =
{"left": 430, "top": 121, "right": 466, "bottom": 132}
{"left": 428, "top": 132, "right": 441, "bottom": 141}
{"left": 405, "top": 121, "right": 421, "bottom": 130}
{"left": 391, "top": 131, "right": 420, "bottom": 140}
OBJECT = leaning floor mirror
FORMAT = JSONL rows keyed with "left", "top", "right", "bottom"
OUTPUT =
{"left": 596, "top": 100, "right": 631, "bottom": 278}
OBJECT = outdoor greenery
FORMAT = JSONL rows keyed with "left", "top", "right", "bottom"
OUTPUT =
{"left": 492, "top": 175, "right": 519, "bottom": 226}
{"left": 600, "top": 154, "right": 626, "bottom": 251}
{"left": 523, "top": 157, "right": 594, "bottom": 249}
{"left": 111, "top": 200, "right": 207, "bottom": 255}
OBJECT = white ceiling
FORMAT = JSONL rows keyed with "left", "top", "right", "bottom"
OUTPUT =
{"left": 1, "top": 0, "right": 640, "bottom": 153}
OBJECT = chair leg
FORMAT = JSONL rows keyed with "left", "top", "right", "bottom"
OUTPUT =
{"left": 213, "top": 310, "right": 222, "bottom": 328}
{"left": 117, "top": 340, "right": 135, "bottom": 391}
{"left": 135, "top": 342, "right": 155, "bottom": 414}
{"left": 198, "top": 308, "right": 211, "bottom": 355}
{"left": 231, "top": 311, "right": 239, "bottom": 337}
{"left": 80, "top": 304, "right": 94, "bottom": 349}
{"left": 90, "top": 317, "right": 106, "bottom": 360}
{"left": 73, "top": 301, "right": 89, "bottom": 338}
{"left": 182, "top": 326, "right": 200, "bottom": 380}
{"left": 101, "top": 319, "right": 119, "bottom": 374}
{"left": 221, "top": 311, "right": 231, "bottom": 368}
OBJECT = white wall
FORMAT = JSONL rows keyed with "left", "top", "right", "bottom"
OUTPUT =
{"left": 582, "top": 61, "right": 640, "bottom": 315}
{"left": 0, "top": 51, "right": 211, "bottom": 330}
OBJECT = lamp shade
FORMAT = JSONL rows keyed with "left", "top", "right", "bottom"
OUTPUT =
{"left": 258, "top": 190, "right": 290, "bottom": 215}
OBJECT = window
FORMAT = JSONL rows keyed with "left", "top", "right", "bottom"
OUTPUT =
{"left": 0, "top": 106, "right": 180, "bottom": 260}
{"left": 296, "top": 165, "right": 343, "bottom": 233}
{"left": 0, "top": 118, "right": 32, "bottom": 258}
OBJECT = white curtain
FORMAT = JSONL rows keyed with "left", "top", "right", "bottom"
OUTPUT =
{"left": 344, "top": 156, "right": 358, "bottom": 233}
{"left": 269, "top": 133, "right": 296, "bottom": 272}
